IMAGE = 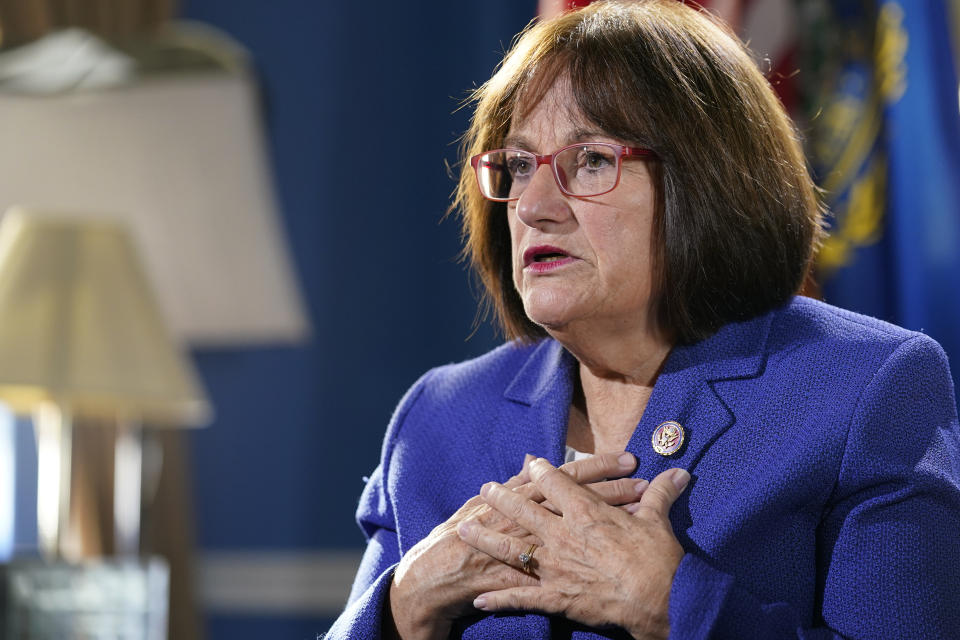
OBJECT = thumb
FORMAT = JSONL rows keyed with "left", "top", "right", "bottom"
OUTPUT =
{"left": 635, "top": 468, "right": 690, "bottom": 518}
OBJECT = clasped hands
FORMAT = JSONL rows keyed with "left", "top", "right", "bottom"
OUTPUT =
{"left": 387, "top": 452, "right": 689, "bottom": 640}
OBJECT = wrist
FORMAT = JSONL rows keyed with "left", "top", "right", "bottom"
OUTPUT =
{"left": 387, "top": 573, "right": 452, "bottom": 640}
{"left": 625, "top": 609, "right": 670, "bottom": 640}
{"left": 623, "top": 550, "right": 682, "bottom": 639}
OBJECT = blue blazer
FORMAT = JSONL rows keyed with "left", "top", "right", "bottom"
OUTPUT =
{"left": 325, "top": 297, "right": 960, "bottom": 639}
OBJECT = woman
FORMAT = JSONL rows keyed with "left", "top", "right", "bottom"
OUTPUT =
{"left": 326, "top": 1, "right": 960, "bottom": 638}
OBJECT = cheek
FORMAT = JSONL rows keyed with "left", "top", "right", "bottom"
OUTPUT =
{"left": 604, "top": 208, "right": 653, "bottom": 259}
{"left": 587, "top": 218, "right": 632, "bottom": 267}
{"left": 589, "top": 218, "right": 655, "bottom": 298}
{"left": 507, "top": 213, "right": 524, "bottom": 281}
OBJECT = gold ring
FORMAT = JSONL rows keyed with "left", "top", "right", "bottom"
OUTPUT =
{"left": 518, "top": 544, "right": 538, "bottom": 574}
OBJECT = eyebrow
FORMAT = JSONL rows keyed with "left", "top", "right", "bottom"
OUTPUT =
{"left": 502, "top": 127, "right": 615, "bottom": 151}
{"left": 571, "top": 127, "right": 610, "bottom": 142}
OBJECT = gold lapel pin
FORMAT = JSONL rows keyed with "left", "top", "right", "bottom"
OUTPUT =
{"left": 652, "top": 421, "right": 684, "bottom": 456}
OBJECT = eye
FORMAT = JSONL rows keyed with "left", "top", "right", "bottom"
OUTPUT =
{"left": 579, "top": 148, "right": 614, "bottom": 171}
{"left": 506, "top": 153, "right": 534, "bottom": 178}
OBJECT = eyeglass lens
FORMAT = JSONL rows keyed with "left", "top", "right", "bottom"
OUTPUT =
{"left": 476, "top": 144, "right": 620, "bottom": 200}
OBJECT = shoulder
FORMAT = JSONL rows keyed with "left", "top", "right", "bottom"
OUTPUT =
{"left": 711, "top": 296, "right": 956, "bottom": 436}
{"left": 766, "top": 296, "right": 950, "bottom": 375}
{"left": 412, "top": 339, "right": 551, "bottom": 406}
{"left": 369, "top": 340, "right": 556, "bottom": 535}
{"left": 773, "top": 295, "right": 919, "bottom": 345}
{"left": 381, "top": 339, "right": 552, "bottom": 446}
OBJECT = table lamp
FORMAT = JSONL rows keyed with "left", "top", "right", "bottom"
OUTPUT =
{"left": 0, "top": 207, "right": 211, "bottom": 560}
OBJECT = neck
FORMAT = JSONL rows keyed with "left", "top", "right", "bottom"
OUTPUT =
{"left": 548, "top": 315, "right": 672, "bottom": 385}
{"left": 549, "top": 318, "right": 673, "bottom": 453}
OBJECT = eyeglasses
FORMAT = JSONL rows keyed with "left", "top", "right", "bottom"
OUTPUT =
{"left": 470, "top": 142, "right": 656, "bottom": 202}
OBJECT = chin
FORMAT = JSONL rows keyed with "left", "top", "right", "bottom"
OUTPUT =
{"left": 521, "top": 297, "right": 575, "bottom": 330}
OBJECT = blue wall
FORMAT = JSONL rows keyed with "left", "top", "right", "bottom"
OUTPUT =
{"left": 178, "top": 1, "right": 537, "bottom": 636}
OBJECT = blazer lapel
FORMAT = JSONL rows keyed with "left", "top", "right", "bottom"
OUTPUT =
{"left": 500, "top": 310, "right": 773, "bottom": 478}
{"left": 627, "top": 311, "right": 773, "bottom": 479}
{"left": 503, "top": 339, "right": 576, "bottom": 468}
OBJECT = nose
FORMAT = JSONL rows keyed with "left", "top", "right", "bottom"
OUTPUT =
{"left": 515, "top": 163, "right": 572, "bottom": 228}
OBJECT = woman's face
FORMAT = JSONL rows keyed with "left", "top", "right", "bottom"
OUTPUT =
{"left": 507, "top": 79, "right": 658, "bottom": 338}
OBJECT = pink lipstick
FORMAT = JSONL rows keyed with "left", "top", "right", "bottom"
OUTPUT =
{"left": 523, "top": 245, "right": 576, "bottom": 273}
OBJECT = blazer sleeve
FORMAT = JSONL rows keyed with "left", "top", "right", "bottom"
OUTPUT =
{"left": 668, "top": 334, "right": 960, "bottom": 639}
{"left": 324, "top": 373, "right": 432, "bottom": 640}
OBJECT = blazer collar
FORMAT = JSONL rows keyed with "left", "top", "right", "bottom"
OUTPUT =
{"left": 502, "top": 309, "right": 774, "bottom": 474}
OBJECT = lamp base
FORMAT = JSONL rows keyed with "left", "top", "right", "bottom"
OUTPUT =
{"left": 2, "top": 556, "right": 168, "bottom": 640}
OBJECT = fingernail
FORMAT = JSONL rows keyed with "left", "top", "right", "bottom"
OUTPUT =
{"left": 480, "top": 482, "right": 493, "bottom": 498}
{"left": 672, "top": 468, "right": 691, "bottom": 492}
{"left": 524, "top": 453, "right": 535, "bottom": 464}
{"left": 457, "top": 519, "right": 476, "bottom": 538}
{"left": 473, "top": 596, "right": 488, "bottom": 610}
{"left": 618, "top": 452, "right": 635, "bottom": 469}
{"left": 531, "top": 457, "right": 549, "bottom": 469}
{"left": 624, "top": 502, "right": 641, "bottom": 514}
{"left": 634, "top": 479, "right": 649, "bottom": 494}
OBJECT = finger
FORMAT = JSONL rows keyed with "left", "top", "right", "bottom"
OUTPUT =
{"left": 587, "top": 477, "right": 649, "bottom": 505}
{"left": 481, "top": 480, "right": 556, "bottom": 535}
{"left": 457, "top": 518, "right": 544, "bottom": 572}
{"left": 473, "top": 587, "right": 560, "bottom": 615}
{"left": 558, "top": 451, "right": 636, "bottom": 484}
{"left": 513, "top": 475, "right": 646, "bottom": 511}
{"left": 513, "top": 480, "right": 546, "bottom": 503}
{"left": 634, "top": 468, "right": 690, "bottom": 518}
{"left": 449, "top": 494, "right": 486, "bottom": 521}
{"left": 510, "top": 452, "right": 636, "bottom": 504}
{"left": 526, "top": 458, "right": 599, "bottom": 515}
{"left": 503, "top": 453, "right": 536, "bottom": 490}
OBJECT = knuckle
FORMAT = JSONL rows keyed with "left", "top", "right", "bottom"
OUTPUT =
{"left": 603, "top": 477, "right": 633, "bottom": 500}
{"left": 510, "top": 569, "right": 532, "bottom": 588}
{"left": 620, "top": 477, "right": 641, "bottom": 497}
{"left": 514, "top": 483, "right": 536, "bottom": 500}
{"left": 475, "top": 507, "right": 493, "bottom": 526}
{"left": 495, "top": 536, "right": 513, "bottom": 562}
{"left": 631, "top": 503, "right": 659, "bottom": 519}
{"left": 595, "top": 451, "right": 621, "bottom": 473}
{"left": 596, "top": 482, "right": 629, "bottom": 505}
{"left": 647, "top": 483, "right": 675, "bottom": 504}
{"left": 535, "top": 590, "right": 556, "bottom": 613}
{"left": 558, "top": 459, "right": 586, "bottom": 481}
{"left": 563, "top": 452, "right": 622, "bottom": 484}
{"left": 540, "top": 468, "right": 562, "bottom": 487}
{"left": 567, "top": 494, "right": 599, "bottom": 519}
{"left": 529, "top": 459, "right": 557, "bottom": 482}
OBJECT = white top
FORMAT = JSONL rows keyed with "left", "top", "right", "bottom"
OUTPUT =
{"left": 564, "top": 446, "right": 593, "bottom": 464}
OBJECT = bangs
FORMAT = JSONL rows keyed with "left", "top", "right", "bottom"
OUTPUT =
{"left": 510, "top": 51, "right": 575, "bottom": 126}
{"left": 509, "top": 25, "right": 658, "bottom": 151}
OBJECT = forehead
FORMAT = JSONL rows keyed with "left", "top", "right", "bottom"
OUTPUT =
{"left": 506, "top": 78, "right": 602, "bottom": 148}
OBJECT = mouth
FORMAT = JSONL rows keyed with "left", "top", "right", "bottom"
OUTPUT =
{"left": 523, "top": 245, "right": 572, "bottom": 268}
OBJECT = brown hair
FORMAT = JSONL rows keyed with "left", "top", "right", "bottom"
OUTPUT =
{"left": 454, "top": 0, "right": 824, "bottom": 344}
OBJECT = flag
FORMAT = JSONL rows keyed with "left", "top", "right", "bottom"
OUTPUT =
{"left": 807, "top": 0, "right": 960, "bottom": 399}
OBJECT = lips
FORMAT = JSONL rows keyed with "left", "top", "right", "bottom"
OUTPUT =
{"left": 523, "top": 245, "right": 571, "bottom": 267}
{"left": 521, "top": 245, "right": 577, "bottom": 273}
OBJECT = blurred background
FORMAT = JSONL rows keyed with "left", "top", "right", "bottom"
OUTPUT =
{"left": 0, "top": 0, "right": 957, "bottom": 639}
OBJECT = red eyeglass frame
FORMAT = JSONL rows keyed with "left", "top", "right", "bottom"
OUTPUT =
{"left": 470, "top": 143, "right": 658, "bottom": 202}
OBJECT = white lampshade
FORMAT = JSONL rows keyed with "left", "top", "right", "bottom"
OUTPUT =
{"left": 0, "top": 30, "right": 309, "bottom": 345}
